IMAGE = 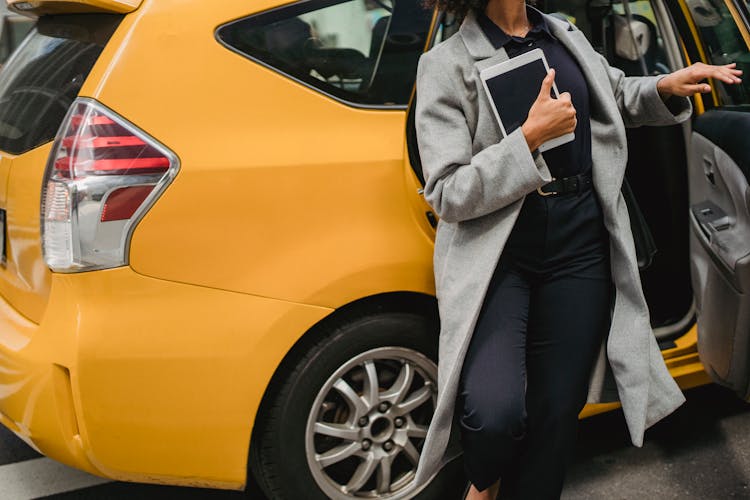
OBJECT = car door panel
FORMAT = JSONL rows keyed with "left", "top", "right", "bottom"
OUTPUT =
{"left": 689, "top": 109, "right": 750, "bottom": 396}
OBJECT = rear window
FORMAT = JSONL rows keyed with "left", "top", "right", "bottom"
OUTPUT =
{"left": 0, "top": 14, "right": 121, "bottom": 156}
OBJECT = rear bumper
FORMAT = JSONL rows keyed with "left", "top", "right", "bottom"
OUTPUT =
{"left": 0, "top": 279, "right": 94, "bottom": 473}
{"left": 0, "top": 267, "right": 331, "bottom": 488}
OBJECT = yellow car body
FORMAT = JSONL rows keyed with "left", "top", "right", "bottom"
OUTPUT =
{"left": 0, "top": 0, "right": 748, "bottom": 497}
{"left": 0, "top": 0, "right": 443, "bottom": 490}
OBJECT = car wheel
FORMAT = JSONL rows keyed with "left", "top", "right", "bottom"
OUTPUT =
{"left": 249, "top": 311, "right": 466, "bottom": 499}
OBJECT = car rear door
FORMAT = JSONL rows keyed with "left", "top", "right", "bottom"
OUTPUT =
{"left": 669, "top": 0, "right": 750, "bottom": 397}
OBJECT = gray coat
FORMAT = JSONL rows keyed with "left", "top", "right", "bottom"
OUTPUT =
{"left": 412, "top": 7, "right": 693, "bottom": 489}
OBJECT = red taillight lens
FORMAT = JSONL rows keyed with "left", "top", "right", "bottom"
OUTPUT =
{"left": 54, "top": 112, "right": 172, "bottom": 177}
{"left": 100, "top": 185, "right": 154, "bottom": 222}
{"left": 41, "top": 99, "right": 178, "bottom": 272}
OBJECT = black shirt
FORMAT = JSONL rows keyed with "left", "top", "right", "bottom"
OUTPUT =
{"left": 476, "top": 7, "right": 611, "bottom": 281}
{"left": 476, "top": 6, "right": 592, "bottom": 178}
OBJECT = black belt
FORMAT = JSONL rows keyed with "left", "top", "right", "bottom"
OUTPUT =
{"left": 536, "top": 170, "right": 593, "bottom": 197}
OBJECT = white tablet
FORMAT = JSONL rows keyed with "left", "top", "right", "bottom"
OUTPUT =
{"left": 479, "top": 48, "right": 575, "bottom": 152}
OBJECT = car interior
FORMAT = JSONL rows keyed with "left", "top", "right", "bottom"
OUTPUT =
{"left": 405, "top": 0, "right": 697, "bottom": 346}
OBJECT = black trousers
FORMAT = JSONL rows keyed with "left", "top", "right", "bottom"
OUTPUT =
{"left": 456, "top": 185, "right": 614, "bottom": 499}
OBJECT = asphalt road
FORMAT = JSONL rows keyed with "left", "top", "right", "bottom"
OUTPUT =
{"left": 1, "top": 383, "right": 749, "bottom": 499}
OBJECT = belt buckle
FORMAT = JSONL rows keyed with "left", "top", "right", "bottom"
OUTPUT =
{"left": 569, "top": 176, "right": 580, "bottom": 195}
{"left": 537, "top": 177, "right": 557, "bottom": 197}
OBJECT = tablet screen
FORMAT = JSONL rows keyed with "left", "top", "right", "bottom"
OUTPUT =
{"left": 484, "top": 58, "right": 549, "bottom": 135}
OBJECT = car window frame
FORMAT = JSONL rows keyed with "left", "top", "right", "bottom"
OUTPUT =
{"left": 711, "top": 0, "right": 750, "bottom": 107}
{"left": 666, "top": 0, "right": 750, "bottom": 110}
{"left": 215, "top": 0, "right": 437, "bottom": 111}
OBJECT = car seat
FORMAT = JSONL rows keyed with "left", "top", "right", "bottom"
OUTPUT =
{"left": 363, "top": 0, "right": 433, "bottom": 104}
{"left": 607, "top": 13, "right": 667, "bottom": 76}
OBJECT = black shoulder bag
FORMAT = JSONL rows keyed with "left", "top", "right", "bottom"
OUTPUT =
{"left": 621, "top": 177, "right": 657, "bottom": 270}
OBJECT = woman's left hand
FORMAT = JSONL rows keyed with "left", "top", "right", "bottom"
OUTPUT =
{"left": 657, "top": 62, "right": 743, "bottom": 98}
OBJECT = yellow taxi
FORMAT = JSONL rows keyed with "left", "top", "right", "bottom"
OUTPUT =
{"left": 0, "top": 0, "right": 748, "bottom": 498}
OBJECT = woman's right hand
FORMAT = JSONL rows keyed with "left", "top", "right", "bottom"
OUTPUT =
{"left": 521, "top": 69, "right": 577, "bottom": 152}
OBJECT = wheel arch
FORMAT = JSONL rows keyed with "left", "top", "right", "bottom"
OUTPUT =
{"left": 246, "top": 291, "right": 439, "bottom": 485}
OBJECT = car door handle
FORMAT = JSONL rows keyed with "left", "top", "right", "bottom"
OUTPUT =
{"left": 425, "top": 211, "right": 437, "bottom": 228}
{"left": 703, "top": 156, "right": 716, "bottom": 185}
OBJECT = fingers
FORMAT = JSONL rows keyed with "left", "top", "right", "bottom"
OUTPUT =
{"left": 685, "top": 83, "right": 712, "bottom": 94}
{"left": 568, "top": 102, "right": 577, "bottom": 131}
{"left": 538, "top": 68, "right": 555, "bottom": 100}
{"left": 559, "top": 91, "right": 576, "bottom": 131}
{"left": 559, "top": 92, "right": 575, "bottom": 115}
{"left": 558, "top": 91, "right": 576, "bottom": 116}
{"left": 708, "top": 67, "right": 742, "bottom": 84}
{"left": 690, "top": 62, "right": 742, "bottom": 84}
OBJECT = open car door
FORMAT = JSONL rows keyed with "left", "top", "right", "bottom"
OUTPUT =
{"left": 689, "top": 109, "right": 750, "bottom": 398}
{"left": 674, "top": 0, "right": 750, "bottom": 399}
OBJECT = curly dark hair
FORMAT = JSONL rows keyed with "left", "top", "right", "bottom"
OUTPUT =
{"left": 418, "top": 0, "right": 486, "bottom": 20}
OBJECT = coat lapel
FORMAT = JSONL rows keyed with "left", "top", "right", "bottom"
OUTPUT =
{"left": 544, "top": 15, "right": 629, "bottom": 206}
{"left": 457, "top": 8, "right": 498, "bottom": 60}
{"left": 457, "top": 8, "right": 513, "bottom": 72}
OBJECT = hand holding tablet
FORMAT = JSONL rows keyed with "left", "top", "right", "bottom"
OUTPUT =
{"left": 521, "top": 69, "right": 578, "bottom": 152}
{"left": 479, "top": 48, "right": 576, "bottom": 152}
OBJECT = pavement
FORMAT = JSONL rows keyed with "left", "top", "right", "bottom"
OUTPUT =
{"left": 562, "top": 383, "right": 750, "bottom": 499}
{"left": 1, "top": 383, "right": 749, "bottom": 499}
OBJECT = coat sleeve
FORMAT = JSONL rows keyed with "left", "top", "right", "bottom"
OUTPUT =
{"left": 414, "top": 51, "right": 553, "bottom": 224}
{"left": 596, "top": 52, "right": 693, "bottom": 128}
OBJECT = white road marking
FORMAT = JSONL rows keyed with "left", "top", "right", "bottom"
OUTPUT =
{"left": 0, "top": 457, "right": 111, "bottom": 499}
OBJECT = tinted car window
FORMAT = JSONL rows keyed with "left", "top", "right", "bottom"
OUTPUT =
{"left": 217, "top": 0, "right": 434, "bottom": 107}
{"left": 0, "top": 15, "right": 121, "bottom": 156}
{"left": 685, "top": 0, "right": 750, "bottom": 105}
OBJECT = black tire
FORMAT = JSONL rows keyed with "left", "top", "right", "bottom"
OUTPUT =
{"left": 248, "top": 311, "right": 467, "bottom": 499}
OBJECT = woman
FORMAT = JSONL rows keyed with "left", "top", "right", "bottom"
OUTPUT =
{"left": 411, "top": 0, "right": 742, "bottom": 498}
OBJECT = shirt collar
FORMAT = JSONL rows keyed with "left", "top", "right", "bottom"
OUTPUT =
{"left": 475, "top": 5, "right": 553, "bottom": 49}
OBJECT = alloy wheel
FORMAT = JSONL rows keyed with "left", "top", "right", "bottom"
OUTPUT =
{"left": 305, "top": 347, "right": 437, "bottom": 499}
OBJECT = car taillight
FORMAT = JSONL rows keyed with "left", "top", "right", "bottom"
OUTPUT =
{"left": 41, "top": 99, "right": 178, "bottom": 272}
